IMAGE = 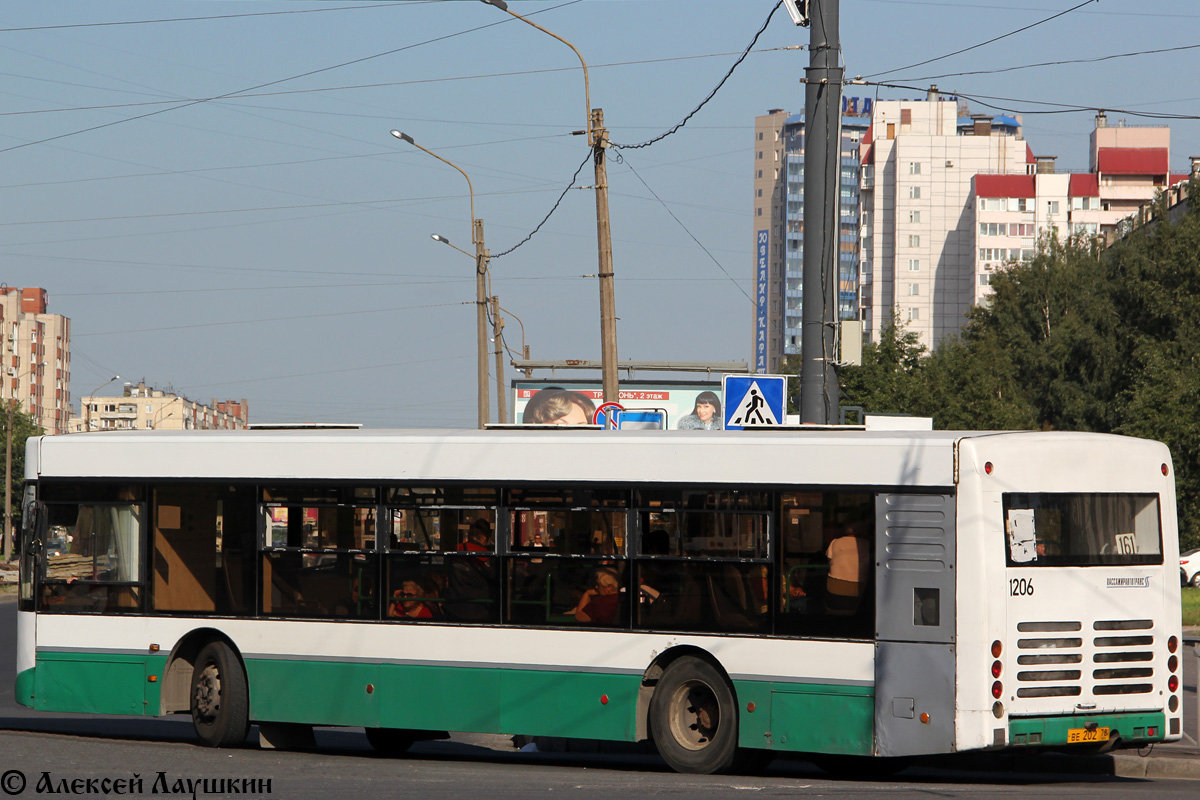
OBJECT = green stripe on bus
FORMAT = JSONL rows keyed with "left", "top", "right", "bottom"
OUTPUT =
{"left": 246, "top": 659, "right": 641, "bottom": 740}
{"left": 1010, "top": 711, "right": 1167, "bottom": 746}
{"left": 736, "top": 680, "right": 874, "bottom": 755}
{"left": 32, "top": 652, "right": 166, "bottom": 716}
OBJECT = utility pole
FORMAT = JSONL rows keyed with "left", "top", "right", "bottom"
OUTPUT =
{"left": 490, "top": 296, "right": 507, "bottom": 423}
{"left": 799, "top": 0, "right": 844, "bottom": 424}
{"left": 592, "top": 108, "right": 619, "bottom": 403}
{"left": 3, "top": 399, "right": 12, "bottom": 563}
{"left": 474, "top": 218, "right": 490, "bottom": 429}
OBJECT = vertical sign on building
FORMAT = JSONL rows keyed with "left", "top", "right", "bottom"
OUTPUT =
{"left": 756, "top": 229, "right": 769, "bottom": 374}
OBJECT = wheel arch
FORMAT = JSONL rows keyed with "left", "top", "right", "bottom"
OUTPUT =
{"left": 634, "top": 644, "right": 735, "bottom": 742}
{"left": 160, "top": 628, "right": 248, "bottom": 715}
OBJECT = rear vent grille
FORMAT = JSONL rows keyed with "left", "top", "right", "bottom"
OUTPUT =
{"left": 1014, "top": 619, "right": 1155, "bottom": 699}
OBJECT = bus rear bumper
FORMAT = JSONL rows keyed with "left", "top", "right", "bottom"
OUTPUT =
{"left": 1009, "top": 711, "right": 1170, "bottom": 749}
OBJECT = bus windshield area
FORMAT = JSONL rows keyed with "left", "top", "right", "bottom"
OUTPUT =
{"left": 1003, "top": 493, "right": 1162, "bottom": 567}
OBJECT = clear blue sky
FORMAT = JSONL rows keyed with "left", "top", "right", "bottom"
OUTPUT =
{"left": 5, "top": 0, "right": 1198, "bottom": 427}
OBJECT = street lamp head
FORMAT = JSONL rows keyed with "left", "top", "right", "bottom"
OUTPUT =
{"left": 390, "top": 130, "right": 414, "bottom": 145}
{"left": 481, "top": 0, "right": 508, "bottom": 10}
{"left": 431, "top": 234, "right": 450, "bottom": 245}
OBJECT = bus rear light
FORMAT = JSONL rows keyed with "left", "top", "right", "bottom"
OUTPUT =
{"left": 1169, "top": 655, "right": 1178, "bottom": 673}
{"left": 1168, "top": 675, "right": 1179, "bottom": 693}
{"left": 991, "top": 660, "right": 1002, "bottom": 678}
{"left": 1170, "top": 696, "right": 1180, "bottom": 712}
{"left": 992, "top": 681, "right": 1003, "bottom": 699}
{"left": 984, "top": 462, "right": 994, "bottom": 475}
{"left": 1162, "top": 463, "right": 1169, "bottom": 476}
{"left": 1148, "top": 726, "right": 1158, "bottom": 738}
{"left": 992, "top": 701, "right": 1005, "bottom": 719}
{"left": 991, "top": 640, "right": 1002, "bottom": 658}
{"left": 1168, "top": 636, "right": 1178, "bottom": 654}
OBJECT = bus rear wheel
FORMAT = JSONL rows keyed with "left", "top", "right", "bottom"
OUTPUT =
{"left": 190, "top": 642, "right": 250, "bottom": 748}
{"left": 650, "top": 657, "right": 739, "bottom": 774}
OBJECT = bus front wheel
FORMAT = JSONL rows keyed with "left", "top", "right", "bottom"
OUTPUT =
{"left": 650, "top": 657, "right": 739, "bottom": 774}
{"left": 190, "top": 641, "right": 250, "bottom": 748}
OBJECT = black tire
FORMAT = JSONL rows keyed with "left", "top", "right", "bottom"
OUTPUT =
{"left": 1191, "top": 572, "right": 1200, "bottom": 589}
{"left": 190, "top": 641, "right": 250, "bottom": 748}
{"left": 365, "top": 727, "right": 415, "bottom": 755}
{"left": 650, "top": 657, "right": 739, "bottom": 774}
{"left": 811, "top": 754, "right": 910, "bottom": 779}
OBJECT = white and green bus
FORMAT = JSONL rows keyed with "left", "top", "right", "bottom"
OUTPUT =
{"left": 14, "top": 428, "right": 1184, "bottom": 773}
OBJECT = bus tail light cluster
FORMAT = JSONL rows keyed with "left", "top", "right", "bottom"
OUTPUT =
{"left": 991, "top": 640, "right": 1005, "bottom": 717}
{"left": 1168, "top": 636, "right": 1180, "bottom": 712}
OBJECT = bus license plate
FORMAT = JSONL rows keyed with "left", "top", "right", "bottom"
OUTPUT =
{"left": 1067, "top": 727, "right": 1110, "bottom": 743}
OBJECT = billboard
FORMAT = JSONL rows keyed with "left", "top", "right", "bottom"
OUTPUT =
{"left": 756, "top": 229, "right": 769, "bottom": 373}
{"left": 512, "top": 380, "right": 723, "bottom": 430}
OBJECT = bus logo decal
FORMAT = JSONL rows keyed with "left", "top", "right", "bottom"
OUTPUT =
{"left": 1105, "top": 576, "right": 1151, "bottom": 588}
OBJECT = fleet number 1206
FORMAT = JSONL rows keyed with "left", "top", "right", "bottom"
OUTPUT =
{"left": 1009, "top": 577, "right": 1035, "bottom": 596}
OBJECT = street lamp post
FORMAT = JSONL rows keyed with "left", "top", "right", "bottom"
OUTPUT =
{"left": 84, "top": 374, "right": 121, "bottom": 433}
{"left": 391, "top": 131, "right": 489, "bottom": 429}
{"left": 500, "top": 305, "right": 532, "bottom": 378}
{"left": 489, "top": 296, "right": 507, "bottom": 423}
{"left": 480, "top": 0, "right": 619, "bottom": 403}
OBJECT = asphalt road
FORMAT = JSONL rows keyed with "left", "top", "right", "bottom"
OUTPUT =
{"left": 1, "top": 596, "right": 1198, "bottom": 800}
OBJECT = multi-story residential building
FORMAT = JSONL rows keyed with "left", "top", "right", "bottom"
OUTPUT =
{"left": 753, "top": 104, "right": 869, "bottom": 374}
{"left": 973, "top": 114, "right": 1190, "bottom": 303}
{"left": 71, "top": 381, "right": 248, "bottom": 432}
{"left": 858, "top": 92, "right": 1034, "bottom": 349}
{"left": 1, "top": 287, "right": 71, "bottom": 435}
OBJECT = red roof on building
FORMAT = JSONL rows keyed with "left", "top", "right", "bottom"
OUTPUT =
{"left": 1069, "top": 173, "right": 1099, "bottom": 197}
{"left": 1026, "top": 143, "right": 1036, "bottom": 164}
{"left": 1096, "top": 147, "right": 1168, "bottom": 175}
{"left": 975, "top": 174, "right": 1035, "bottom": 198}
{"left": 1171, "top": 173, "right": 1191, "bottom": 186}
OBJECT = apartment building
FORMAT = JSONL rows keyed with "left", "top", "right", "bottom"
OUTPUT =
{"left": 1, "top": 287, "right": 71, "bottom": 435}
{"left": 752, "top": 105, "right": 869, "bottom": 374}
{"left": 858, "top": 92, "right": 1033, "bottom": 349}
{"left": 973, "top": 114, "right": 1190, "bottom": 303}
{"left": 72, "top": 381, "right": 248, "bottom": 432}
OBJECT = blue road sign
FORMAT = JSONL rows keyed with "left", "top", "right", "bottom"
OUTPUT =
{"left": 723, "top": 374, "right": 787, "bottom": 430}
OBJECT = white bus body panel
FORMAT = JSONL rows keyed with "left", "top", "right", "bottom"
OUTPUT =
{"left": 955, "top": 433, "right": 1182, "bottom": 751}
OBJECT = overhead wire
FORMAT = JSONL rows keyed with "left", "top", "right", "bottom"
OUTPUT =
{"left": 858, "top": 80, "right": 1200, "bottom": 121}
{"left": 863, "top": 0, "right": 1098, "bottom": 79}
{"left": 3, "top": 47, "right": 803, "bottom": 119}
{"left": 75, "top": 301, "right": 468, "bottom": 338}
{"left": 490, "top": 150, "right": 592, "bottom": 259}
{"left": 881, "top": 42, "right": 1200, "bottom": 84}
{"left": 612, "top": 150, "right": 751, "bottom": 305}
{"left": 0, "top": 2, "right": 432, "bottom": 33}
{"left": 610, "top": 1, "right": 789, "bottom": 150}
{"left": 0, "top": 0, "right": 582, "bottom": 155}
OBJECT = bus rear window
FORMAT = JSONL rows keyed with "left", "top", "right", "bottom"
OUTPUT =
{"left": 1003, "top": 493, "right": 1161, "bottom": 567}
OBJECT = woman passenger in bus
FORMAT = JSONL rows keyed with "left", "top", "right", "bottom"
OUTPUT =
{"left": 389, "top": 579, "right": 434, "bottom": 619}
{"left": 567, "top": 567, "right": 621, "bottom": 625}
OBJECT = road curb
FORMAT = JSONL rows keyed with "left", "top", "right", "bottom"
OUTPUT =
{"left": 1111, "top": 753, "right": 1200, "bottom": 780}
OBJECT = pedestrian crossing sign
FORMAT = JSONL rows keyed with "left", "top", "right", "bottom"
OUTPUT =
{"left": 722, "top": 375, "right": 787, "bottom": 430}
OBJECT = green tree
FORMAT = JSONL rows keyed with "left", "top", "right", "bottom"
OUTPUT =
{"left": 839, "top": 310, "right": 928, "bottom": 416}
{"left": 2, "top": 401, "right": 43, "bottom": 558}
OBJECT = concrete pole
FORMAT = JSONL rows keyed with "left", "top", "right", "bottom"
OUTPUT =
{"left": 800, "top": 0, "right": 844, "bottom": 424}
{"left": 474, "top": 219, "right": 490, "bottom": 429}
{"left": 491, "top": 296, "right": 507, "bottom": 424}
{"left": 3, "top": 399, "right": 11, "bottom": 563}
{"left": 592, "top": 108, "right": 619, "bottom": 403}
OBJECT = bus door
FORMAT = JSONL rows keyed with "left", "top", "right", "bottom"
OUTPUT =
{"left": 873, "top": 493, "right": 956, "bottom": 757}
